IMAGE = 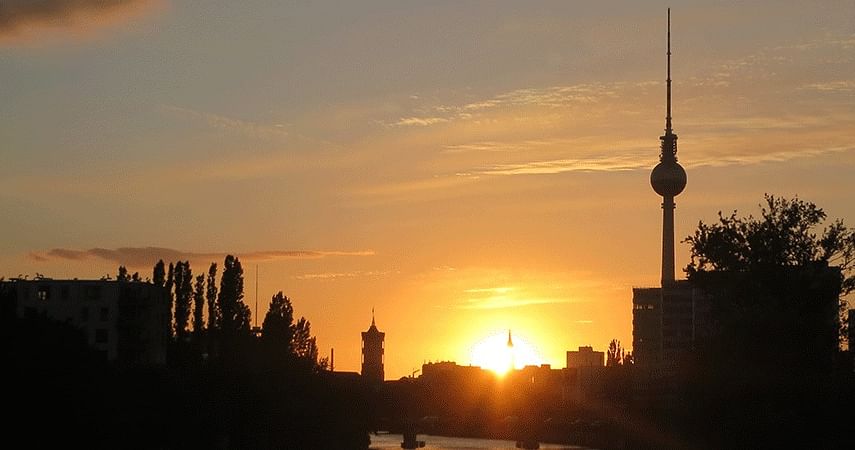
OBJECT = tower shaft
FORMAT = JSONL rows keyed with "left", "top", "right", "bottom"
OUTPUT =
{"left": 661, "top": 196, "right": 676, "bottom": 286}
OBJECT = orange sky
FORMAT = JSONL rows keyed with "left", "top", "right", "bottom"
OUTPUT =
{"left": 2, "top": 1, "right": 854, "bottom": 378}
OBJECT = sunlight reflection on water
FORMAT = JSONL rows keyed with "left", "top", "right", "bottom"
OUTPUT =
{"left": 369, "top": 433, "right": 586, "bottom": 450}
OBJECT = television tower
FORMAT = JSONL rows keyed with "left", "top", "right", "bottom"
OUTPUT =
{"left": 650, "top": 8, "right": 687, "bottom": 287}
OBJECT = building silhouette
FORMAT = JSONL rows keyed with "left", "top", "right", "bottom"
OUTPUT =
{"left": 361, "top": 311, "right": 385, "bottom": 383}
{"left": 566, "top": 345, "right": 604, "bottom": 368}
{"left": 631, "top": 10, "right": 694, "bottom": 367}
{"left": 2, "top": 278, "right": 170, "bottom": 364}
{"left": 850, "top": 309, "right": 855, "bottom": 352}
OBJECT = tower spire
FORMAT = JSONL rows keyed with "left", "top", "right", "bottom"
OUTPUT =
{"left": 665, "top": 7, "right": 672, "bottom": 136}
{"left": 507, "top": 329, "right": 513, "bottom": 348}
{"left": 371, "top": 307, "right": 376, "bottom": 327}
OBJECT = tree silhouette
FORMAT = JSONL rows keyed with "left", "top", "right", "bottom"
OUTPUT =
{"left": 193, "top": 274, "right": 205, "bottom": 338}
{"left": 262, "top": 291, "right": 322, "bottom": 368}
{"left": 153, "top": 260, "right": 166, "bottom": 288}
{"left": 606, "top": 339, "right": 624, "bottom": 367}
{"left": 686, "top": 194, "right": 854, "bottom": 294}
{"left": 206, "top": 263, "right": 219, "bottom": 331}
{"left": 262, "top": 291, "right": 294, "bottom": 352}
{"left": 292, "top": 317, "right": 319, "bottom": 364}
{"left": 686, "top": 194, "right": 854, "bottom": 356}
{"left": 218, "top": 255, "right": 250, "bottom": 336}
{"left": 117, "top": 265, "right": 130, "bottom": 282}
{"left": 166, "top": 262, "right": 175, "bottom": 336}
{"left": 173, "top": 261, "right": 193, "bottom": 339}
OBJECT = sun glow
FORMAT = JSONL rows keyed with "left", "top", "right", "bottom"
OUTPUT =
{"left": 469, "top": 331, "right": 543, "bottom": 376}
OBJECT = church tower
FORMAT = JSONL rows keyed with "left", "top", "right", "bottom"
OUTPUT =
{"left": 361, "top": 311, "right": 385, "bottom": 384}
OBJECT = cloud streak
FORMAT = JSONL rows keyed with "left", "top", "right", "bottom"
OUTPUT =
{"left": 454, "top": 285, "right": 574, "bottom": 310}
{"left": 161, "top": 105, "right": 291, "bottom": 140}
{"left": 392, "top": 83, "right": 631, "bottom": 127}
{"left": 469, "top": 145, "right": 855, "bottom": 177}
{"left": 29, "top": 246, "right": 374, "bottom": 267}
{"left": 295, "top": 270, "right": 390, "bottom": 280}
{"left": 393, "top": 117, "right": 449, "bottom": 127}
{"left": 0, "top": 0, "right": 161, "bottom": 42}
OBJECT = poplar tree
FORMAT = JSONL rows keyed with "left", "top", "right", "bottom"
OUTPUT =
{"left": 218, "top": 255, "right": 250, "bottom": 336}
{"left": 173, "top": 261, "right": 193, "bottom": 339}
{"left": 206, "top": 263, "right": 219, "bottom": 330}
{"left": 165, "top": 262, "right": 175, "bottom": 336}
{"left": 193, "top": 273, "right": 205, "bottom": 337}
{"left": 152, "top": 260, "right": 166, "bottom": 287}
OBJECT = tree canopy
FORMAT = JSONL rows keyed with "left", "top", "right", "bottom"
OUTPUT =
{"left": 262, "top": 291, "right": 322, "bottom": 369}
{"left": 685, "top": 194, "right": 854, "bottom": 295}
{"left": 685, "top": 195, "right": 853, "bottom": 369}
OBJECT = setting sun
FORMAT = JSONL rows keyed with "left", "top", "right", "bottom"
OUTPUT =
{"left": 469, "top": 330, "right": 544, "bottom": 376}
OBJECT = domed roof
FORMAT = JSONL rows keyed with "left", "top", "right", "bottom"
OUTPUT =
{"left": 651, "top": 161, "right": 687, "bottom": 197}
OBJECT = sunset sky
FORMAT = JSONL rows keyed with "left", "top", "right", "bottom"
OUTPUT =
{"left": 2, "top": 1, "right": 854, "bottom": 378}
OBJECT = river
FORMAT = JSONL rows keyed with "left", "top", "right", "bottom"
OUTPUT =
{"left": 369, "top": 433, "right": 589, "bottom": 449}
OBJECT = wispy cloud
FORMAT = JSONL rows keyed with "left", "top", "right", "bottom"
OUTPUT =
{"left": 29, "top": 246, "right": 374, "bottom": 267}
{"left": 800, "top": 80, "right": 855, "bottom": 94}
{"left": 463, "top": 287, "right": 514, "bottom": 294}
{"left": 295, "top": 270, "right": 390, "bottom": 280}
{"left": 457, "top": 296, "right": 572, "bottom": 310}
{"left": 474, "top": 153, "right": 649, "bottom": 176}
{"left": 390, "top": 82, "right": 637, "bottom": 128}
{"left": 688, "top": 146, "right": 855, "bottom": 169}
{"left": 393, "top": 117, "right": 449, "bottom": 127}
{"left": 471, "top": 145, "right": 855, "bottom": 177}
{"left": 455, "top": 285, "right": 573, "bottom": 310}
{"left": 162, "top": 105, "right": 290, "bottom": 140}
{"left": 0, "top": 0, "right": 163, "bottom": 44}
{"left": 348, "top": 174, "right": 480, "bottom": 202}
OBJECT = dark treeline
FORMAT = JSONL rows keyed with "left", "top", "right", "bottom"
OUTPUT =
{"left": 2, "top": 255, "right": 371, "bottom": 449}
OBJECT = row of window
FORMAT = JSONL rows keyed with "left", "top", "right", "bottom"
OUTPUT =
{"left": 79, "top": 306, "right": 110, "bottom": 322}
{"left": 30, "top": 285, "right": 103, "bottom": 301}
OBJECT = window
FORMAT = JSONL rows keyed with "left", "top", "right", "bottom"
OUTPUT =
{"left": 60, "top": 286, "right": 70, "bottom": 300}
{"left": 99, "top": 307, "right": 109, "bottom": 321}
{"left": 85, "top": 286, "right": 101, "bottom": 301}
{"left": 80, "top": 307, "right": 89, "bottom": 322}
{"left": 95, "top": 329, "right": 108, "bottom": 344}
{"left": 37, "top": 286, "right": 50, "bottom": 301}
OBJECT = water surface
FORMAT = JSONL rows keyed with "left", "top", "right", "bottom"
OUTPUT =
{"left": 370, "top": 433, "right": 586, "bottom": 450}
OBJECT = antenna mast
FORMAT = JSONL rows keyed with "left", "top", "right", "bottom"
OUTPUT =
{"left": 665, "top": 7, "right": 672, "bottom": 135}
{"left": 255, "top": 264, "right": 259, "bottom": 328}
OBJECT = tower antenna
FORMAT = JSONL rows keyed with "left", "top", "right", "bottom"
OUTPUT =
{"left": 255, "top": 264, "right": 259, "bottom": 328}
{"left": 666, "top": 7, "right": 672, "bottom": 135}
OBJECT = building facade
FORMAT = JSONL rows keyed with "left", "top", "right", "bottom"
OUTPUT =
{"left": 566, "top": 346, "right": 604, "bottom": 368}
{"left": 3, "top": 279, "right": 170, "bottom": 364}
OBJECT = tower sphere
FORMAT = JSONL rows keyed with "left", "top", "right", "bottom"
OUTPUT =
{"left": 650, "top": 161, "right": 687, "bottom": 197}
